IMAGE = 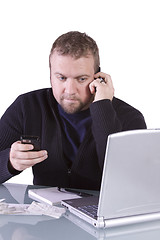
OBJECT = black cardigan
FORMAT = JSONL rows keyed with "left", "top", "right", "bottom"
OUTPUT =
{"left": 0, "top": 88, "right": 146, "bottom": 190}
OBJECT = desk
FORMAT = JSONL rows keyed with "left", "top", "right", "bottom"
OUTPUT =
{"left": 0, "top": 183, "right": 160, "bottom": 239}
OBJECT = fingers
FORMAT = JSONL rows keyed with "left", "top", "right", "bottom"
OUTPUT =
{"left": 94, "top": 72, "right": 111, "bottom": 80}
{"left": 94, "top": 73, "right": 113, "bottom": 88}
{"left": 9, "top": 141, "right": 48, "bottom": 171}
{"left": 12, "top": 141, "right": 34, "bottom": 151}
{"left": 89, "top": 72, "right": 114, "bottom": 101}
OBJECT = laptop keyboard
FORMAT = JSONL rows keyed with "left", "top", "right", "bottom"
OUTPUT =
{"left": 77, "top": 204, "right": 98, "bottom": 219}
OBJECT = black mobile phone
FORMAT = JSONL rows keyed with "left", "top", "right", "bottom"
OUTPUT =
{"left": 95, "top": 66, "right": 101, "bottom": 73}
{"left": 20, "top": 135, "right": 41, "bottom": 151}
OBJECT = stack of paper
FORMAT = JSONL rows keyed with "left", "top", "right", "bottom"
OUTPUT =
{"left": 28, "top": 187, "right": 81, "bottom": 205}
{"left": 0, "top": 199, "right": 65, "bottom": 218}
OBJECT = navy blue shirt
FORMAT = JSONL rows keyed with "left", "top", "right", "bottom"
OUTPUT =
{"left": 58, "top": 104, "right": 92, "bottom": 164}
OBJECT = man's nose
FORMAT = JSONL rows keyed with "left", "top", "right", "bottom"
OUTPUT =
{"left": 65, "top": 79, "right": 77, "bottom": 94}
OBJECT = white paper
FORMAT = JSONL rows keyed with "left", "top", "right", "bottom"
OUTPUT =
{"left": 27, "top": 201, "right": 66, "bottom": 218}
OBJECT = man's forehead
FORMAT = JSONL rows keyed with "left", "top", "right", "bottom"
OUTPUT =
{"left": 49, "top": 51, "right": 95, "bottom": 76}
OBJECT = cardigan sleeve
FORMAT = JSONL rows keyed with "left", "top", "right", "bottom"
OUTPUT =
{"left": 0, "top": 97, "right": 24, "bottom": 183}
{"left": 89, "top": 98, "right": 147, "bottom": 170}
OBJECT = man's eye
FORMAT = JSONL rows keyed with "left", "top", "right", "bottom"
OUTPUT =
{"left": 58, "top": 76, "right": 66, "bottom": 81}
{"left": 78, "top": 77, "right": 87, "bottom": 82}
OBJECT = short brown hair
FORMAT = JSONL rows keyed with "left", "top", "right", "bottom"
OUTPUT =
{"left": 49, "top": 31, "right": 100, "bottom": 72}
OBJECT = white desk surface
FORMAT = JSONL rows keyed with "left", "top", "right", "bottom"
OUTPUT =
{"left": 0, "top": 183, "right": 160, "bottom": 240}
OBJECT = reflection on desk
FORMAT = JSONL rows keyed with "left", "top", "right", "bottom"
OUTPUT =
{"left": 1, "top": 183, "right": 160, "bottom": 240}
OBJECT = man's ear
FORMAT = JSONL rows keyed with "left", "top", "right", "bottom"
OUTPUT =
{"left": 49, "top": 57, "right": 53, "bottom": 86}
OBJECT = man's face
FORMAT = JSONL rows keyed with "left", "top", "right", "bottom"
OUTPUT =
{"left": 50, "top": 51, "right": 95, "bottom": 114}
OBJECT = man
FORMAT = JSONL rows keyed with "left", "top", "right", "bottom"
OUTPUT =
{"left": 0, "top": 31, "right": 146, "bottom": 190}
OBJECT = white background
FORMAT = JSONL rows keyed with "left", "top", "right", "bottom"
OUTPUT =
{"left": 0, "top": 0, "right": 160, "bottom": 184}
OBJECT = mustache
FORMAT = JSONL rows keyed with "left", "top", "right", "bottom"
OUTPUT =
{"left": 61, "top": 94, "right": 79, "bottom": 101}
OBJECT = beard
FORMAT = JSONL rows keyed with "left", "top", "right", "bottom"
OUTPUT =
{"left": 59, "top": 94, "right": 92, "bottom": 114}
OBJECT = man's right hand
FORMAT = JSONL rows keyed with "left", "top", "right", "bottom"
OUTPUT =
{"left": 9, "top": 141, "right": 48, "bottom": 172}
{"left": 89, "top": 72, "right": 115, "bottom": 102}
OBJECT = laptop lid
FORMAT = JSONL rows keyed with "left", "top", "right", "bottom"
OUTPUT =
{"left": 98, "top": 129, "right": 160, "bottom": 219}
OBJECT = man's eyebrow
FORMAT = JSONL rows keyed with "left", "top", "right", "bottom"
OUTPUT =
{"left": 54, "top": 72, "right": 65, "bottom": 75}
{"left": 54, "top": 72, "right": 91, "bottom": 78}
{"left": 75, "top": 74, "right": 91, "bottom": 78}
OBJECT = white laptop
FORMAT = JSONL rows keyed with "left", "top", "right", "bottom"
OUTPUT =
{"left": 61, "top": 129, "right": 160, "bottom": 228}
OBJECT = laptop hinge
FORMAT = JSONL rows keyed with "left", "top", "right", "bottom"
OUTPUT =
{"left": 93, "top": 217, "right": 105, "bottom": 228}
